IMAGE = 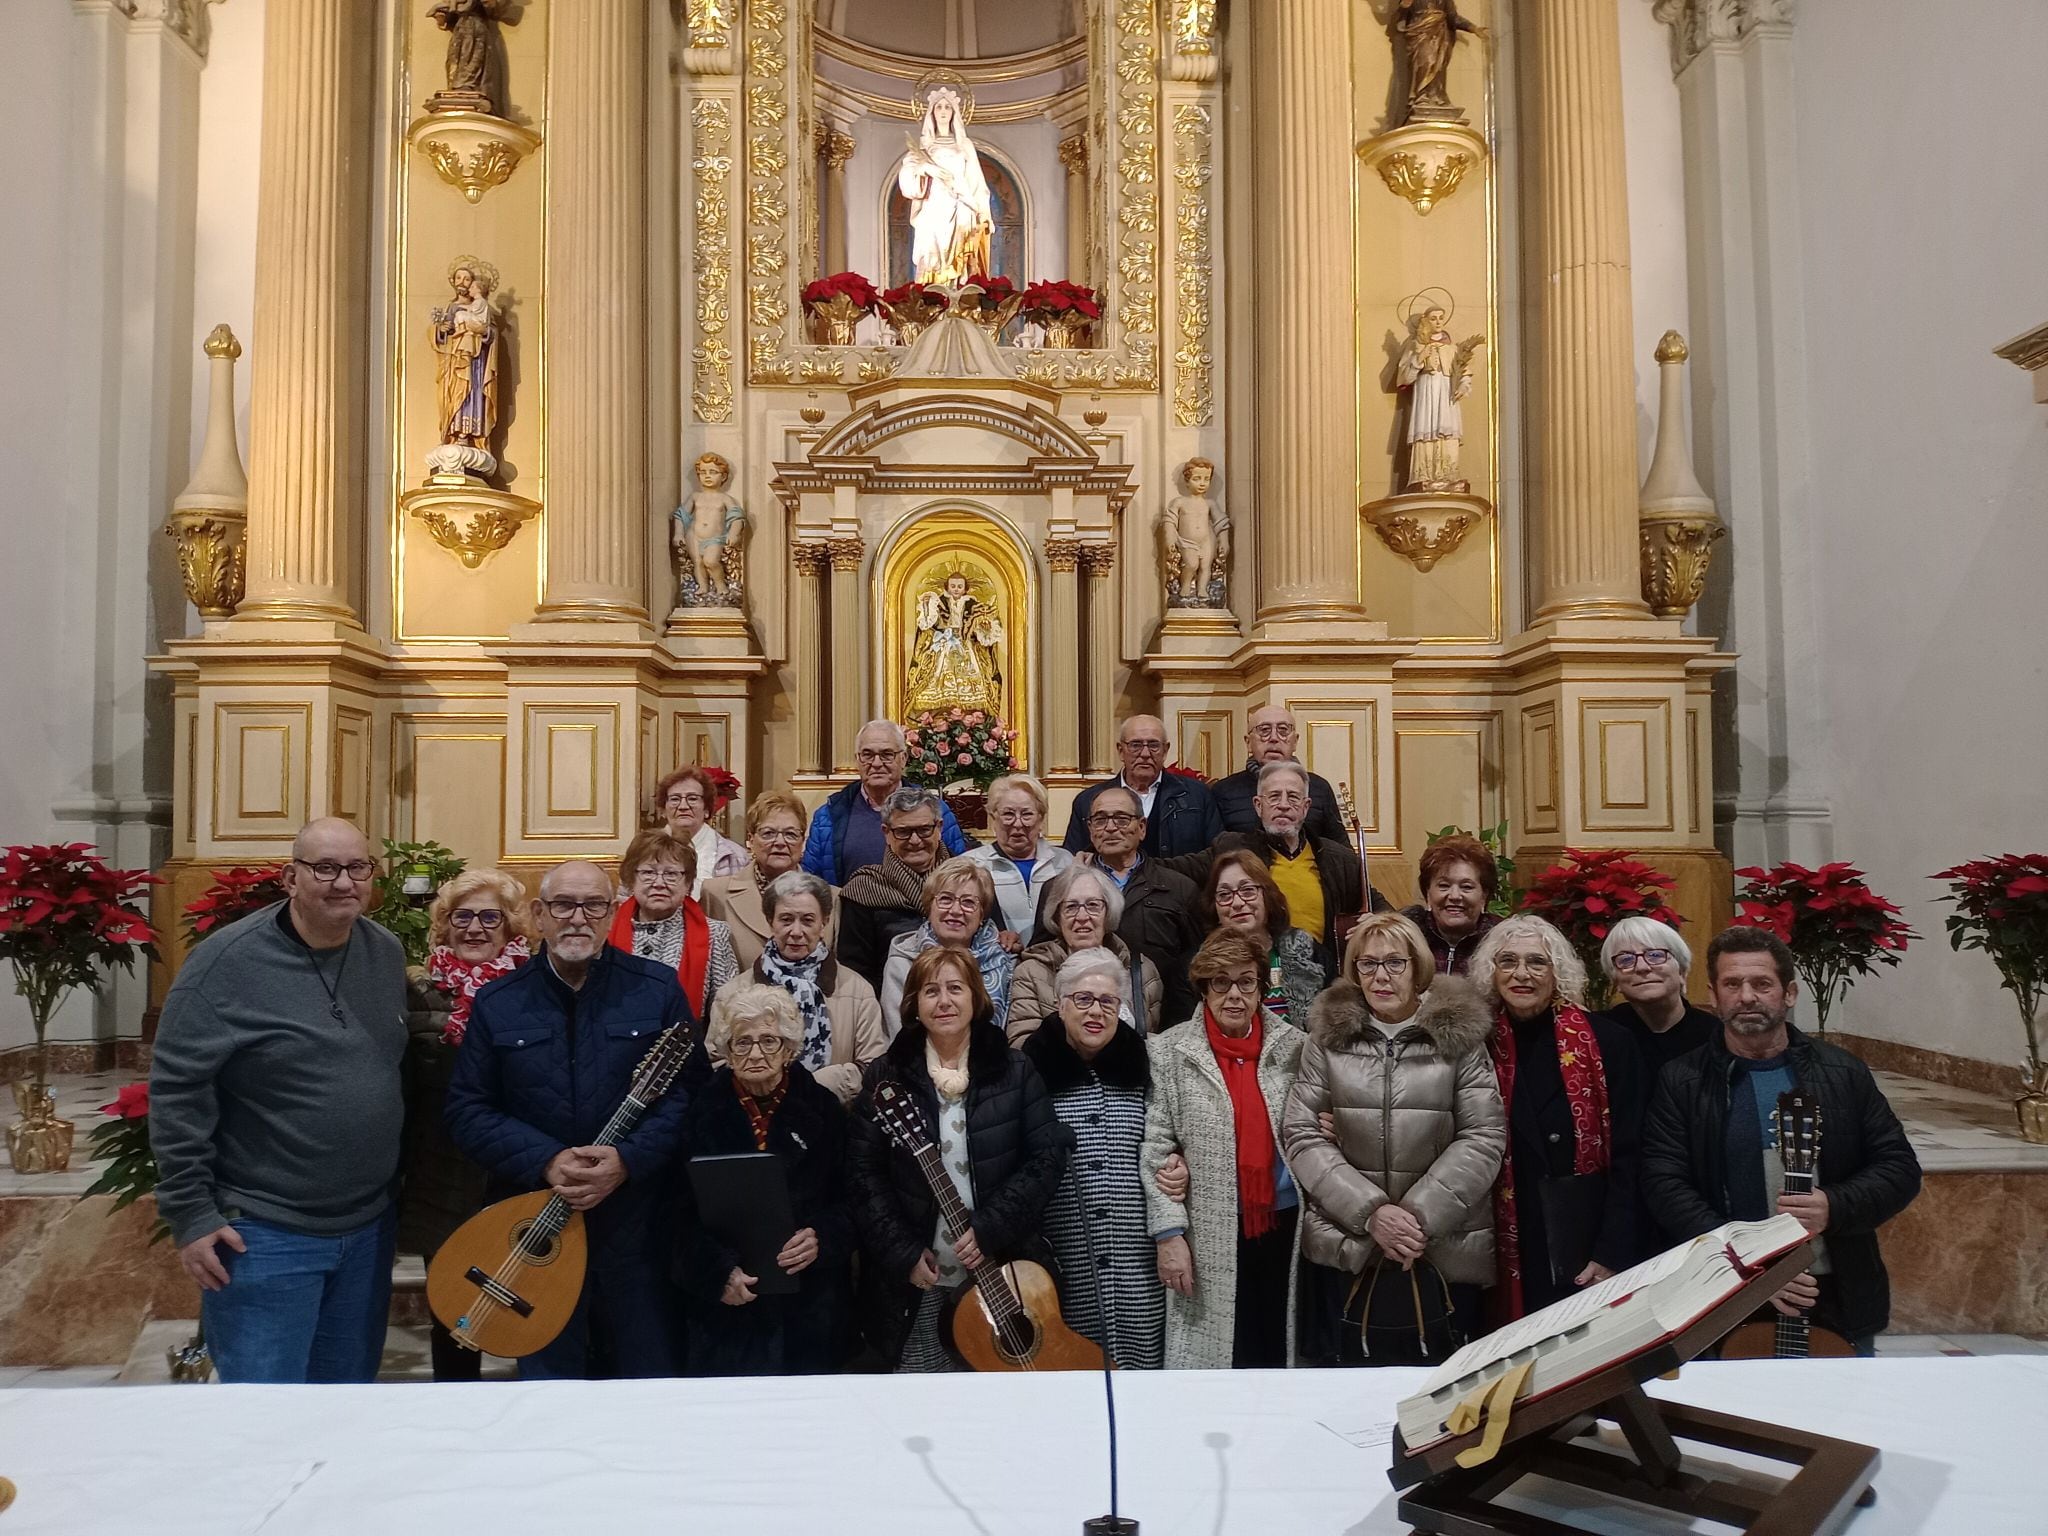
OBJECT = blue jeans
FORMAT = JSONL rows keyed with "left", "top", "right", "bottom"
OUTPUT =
{"left": 202, "top": 1208, "right": 396, "bottom": 1384}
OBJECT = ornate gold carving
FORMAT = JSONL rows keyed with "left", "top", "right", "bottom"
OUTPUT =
{"left": 1640, "top": 518, "right": 1726, "bottom": 616}
{"left": 745, "top": 0, "right": 793, "bottom": 382}
{"left": 1362, "top": 492, "right": 1493, "bottom": 573}
{"left": 164, "top": 512, "right": 247, "bottom": 617}
{"left": 1113, "top": 0, "right": 1159, "bottom": 354}
{"left": 1015, "top": 357, "right": 1063, "bottom": 388}
{"left": 1357, "top": 121, "right": 1488, "bottom": 217}
{"left": 818, "top": 129, "right": 857, "bottom": 171}
{"left": 826, "top": 535, "right": 865, "bottom": 572}
{"left": 1078, "top": 543, "right": 1117, "bottom": 578}
{"left": 1171, "top": 104, "right": 1214, "bottom": 427}
{"left": 408, "top": 112, "right": 543, "bottom": 206}
{"left": 690, "top": 98, "right": 735, "bottom": 423}
{"left": 1169, "top": 0, "right": 1219, "bottom": 82}
{"left": 202, "top": 323, "right": 241, "bottom": 361}
{"left": 1058, "top": 134, "right": 1089, "bottom": 174}
{"left": 1379, "top": 151, "right": 1469, "bottom": 216}
{"left": 686, "top": 0, "right": 733, "bottom": 50}
{"left": 402, "top": 482, "right": 542, "bottom": 569}
{"left": 799, "top": 353, "right": 846, "bottom": 383}
{"left": 1655, "top": 329, "right": 1690, "bottom": 365}
{"left": 1044, "top": 538, "right": 1083, "bottom": 574}
{"left": 791, "top": 541, "right": 832, "bottom": 578}
{"left": 856, "top": 352, "right": 897, "bottom": 383}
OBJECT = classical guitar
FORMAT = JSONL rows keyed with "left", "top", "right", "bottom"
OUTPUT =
{"left": 1719, "top": 1090, "right": 1858, "bottom": 1360}
{"left": 1333, "top": 781, "right": 1375, "bottom": 949}
{"left": 427, "top": 1022, "right": 696, "bottom": 1359}
{"left": 869, "top": 1078, "right": 1107, "bottom": 1374}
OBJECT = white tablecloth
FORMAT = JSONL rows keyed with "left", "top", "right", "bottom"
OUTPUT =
{"left": 0, "top": 1356, "right": 2037, "bottom": 1534}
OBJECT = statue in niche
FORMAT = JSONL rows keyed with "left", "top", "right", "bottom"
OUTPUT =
{"left": 1158, "top": 458, "right": 1232, "bottom": 608}
{"left": 896, "top": 79, "right": 992, "bottom": 287}
{"left": 1397, "top": 0, "right": 1486, "bottom": 125}
{"left": 427, "top": 0, "right": 510, "bottom": 116}
{"left": 1394, "top": 292, "right": 1486, "bottom": 493}
{"left": 671, "top": 453, "right": 749, "bottom": 608}
{"left": 906, "top": 567, "right": 1005, "bottom": 720}
{"left": 426, "top": 256, "right": 502, "bottom": 480}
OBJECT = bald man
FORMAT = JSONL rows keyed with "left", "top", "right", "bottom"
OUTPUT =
{"left": 1061, "top": 714, "right": 1223, "bottom": 859}
{"left": 150, "top": 817, "right": 409, "bottom": 1383}
{"left": 1209, "top": 705, "right": 1347, "bottom": 845}
{"left": 445, "top": 858, "right": 703, "bottom": 1380}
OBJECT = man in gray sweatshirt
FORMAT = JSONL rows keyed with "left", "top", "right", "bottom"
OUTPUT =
{"left": 150, "top": 817, "right": 409, "bottom": 1383}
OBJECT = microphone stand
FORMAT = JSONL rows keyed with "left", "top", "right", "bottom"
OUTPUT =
{"left": 1071, "top": 1159, "right": 1140, "bottom": 1535}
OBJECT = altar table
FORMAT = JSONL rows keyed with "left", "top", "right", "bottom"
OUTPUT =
{"left": 0, "top": 1356, "right": 2036, "bottom": 1534}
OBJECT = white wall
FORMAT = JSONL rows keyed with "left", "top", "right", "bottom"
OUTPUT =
{"left": 1785, "top": 0, "right": 2048, "bottom": 1065}
{"left": 187, "top": 2, "right": 263, "bottom": 480}
{"left": 1619, "top": 0, "right": 1691, "bottom": 474}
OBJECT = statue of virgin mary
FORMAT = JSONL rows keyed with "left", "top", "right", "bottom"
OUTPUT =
{"left": 896, "top": 85, "right": 993, "bottom": 286}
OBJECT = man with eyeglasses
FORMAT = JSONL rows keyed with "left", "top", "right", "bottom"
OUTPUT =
{"left": 1077, "top": 783, "right": 1203, "bottom": 1026}
{"left": 445, "top": 859, "right": 703, "bottom": 1379}
{"left": 150, "top": 818, "right": 410, "bottom": 1383}
{"left": 800, "top": 719, "right": 968, "bottom": 884}
{"left": 836, "top": 786, "right": 952, "bottom": 992}
{"left": 1208, "top": 705, "right": 1347, "bottom": 845}
{"left": 1060, "top": 714, "right": 1223, "bottom": 858}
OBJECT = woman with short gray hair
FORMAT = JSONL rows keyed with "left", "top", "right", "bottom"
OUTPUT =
{"left": 1008, "top": 865, "right": 1163, "bottom": 1042}
{"left": 1594, "top": 915, "right": 1718, "bottom": 1077}
{"left": 1019, "top": 948, "right": 1163, "bottom": 1368}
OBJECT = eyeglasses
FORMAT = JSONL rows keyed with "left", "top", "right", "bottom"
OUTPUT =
{"left": 543, "top": 896, "right": 615, "bottom": 920}
{"left": 1058, "top": 898, "right": 1108, "bottom": 919}
{"left": 1063, "top": 991, "right": 1120, "bottom": 1017}
{"left": 994, "top": 809, "right": 1039, "bottom": 826}
{"left": 729, "top": 1036, "right": 786, "bottom": 1059}
{"left": 1493, "top": 953, "right": 1553, "bottom": 976}
{"left": 635, "top": 868, "right": 687, "bottom": 888}
{"left": 932, "top": 893, "right": 981, "bottom": 914}
{"left": 1257, "top": 791, "right": 1308, "bottom": 809}
{"left": 295, "top": 858, "right": 376, "bottom": 884}
{"left": 1215, "top": 885, "right": 1262, "bottom": 910}
{"left": 1356, "top": 956, "right": 1411, "bottom": 977}
{"left": 857, "top": 748, "right": 905, "bottom": 764}
{"left": 663, "top": 792, "right": 706, "bottom": 810}
{"left": 754, "top": 827, "right": 803, "bottom": 845}
{"left": 1612, "top": 948, "right": 1673, "bottom": 973}
{"left": 1204, "top": 975, "right": 1261, "bottom": 996}
{"left": 450, "top": 908, "right": 505, "bottom": 930}
{"left": 886, "top": 822, "right": 939, "bottom": 841}
{"left": 1249, "top": 723, "right": 1296, "bottom": 741}
{"left": 1120, "top": 740, "right": 1168, "bottom": 755}
{"left": 1088, "top": 812, "right": 1140, "bottom": 828}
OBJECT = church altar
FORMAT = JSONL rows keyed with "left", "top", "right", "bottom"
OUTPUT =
{"left": 0, "top": 1358, "right": 2034, "bottom": 1533}
{"left": 149, "top": 0, "right": 1734, "bottom": 958}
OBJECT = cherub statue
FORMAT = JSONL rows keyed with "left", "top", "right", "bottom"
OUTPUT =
{"left": 671, "top": 453, "right": 749, "bottom": 607}
{"left": 1158, "top": 457, "right": 1231, "bottom": 608}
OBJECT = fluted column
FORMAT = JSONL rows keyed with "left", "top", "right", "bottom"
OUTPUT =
{"left": 1249, "top": 0, "right": 1363, "bottom": 627}
{"left": 1080, "top": 543, "right": 1118, "bottom": 776}
{"left": 1042, "top": 539, "right": 1083, "bottom": 775}
{"left": 1528, "top": 0, "right": 1649, "bottom": 620}
{"left": 239, "top": 0, "right": 367, "bottom": 621}
{"left": 536, "top": 0, "right": 650, "bottom": 623}
{"left": 1058, "top": 134, "right": 1089, "bottom": 282}
{"left": 819, "top": 130, "right": 856, "bottom": 276}
{"left": 792, "top": 542, "right": 830, "bottom": 776}
{"left": 827, "top": 535, "right": 866, "bottom": 775}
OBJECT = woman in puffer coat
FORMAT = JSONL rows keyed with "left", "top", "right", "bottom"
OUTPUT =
{"left": 1283, "top": 911, "right": 1505, "bottom": 1366}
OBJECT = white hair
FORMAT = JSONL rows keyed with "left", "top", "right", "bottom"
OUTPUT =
{"left": 1255, "top": 758, "right": 1310, "bottom": 793}
{"left": 1470, "top": 913, "right": 1589, "bottom": 1010}
{"left": 705, "top": 982, "right": 803, "bottom": 1061}
{"left": 1599, "top": 915, "right": 1691, "bottom": 979}
{"left": 857, "top": 719, "right": 907, "bottom": 751}
{"left": 1043, "top": 864, "right": 1124, "bottom": 935}
{"left": 1055, "top": 946, "right": 1128, "bottom": 1001}
{"left": 985, "top": 773, "right": 1048, "bottom": 816}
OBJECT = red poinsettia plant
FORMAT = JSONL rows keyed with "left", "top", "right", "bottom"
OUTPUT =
{"left": 84, "top": 1080, "right": 169, "bottom": 1240}
{"left": 800, "top": 270, "right": 881, "bottom": 313}
{"left": 1162, "top": 762, "right": 1211, "bottom": 784}
{"left": 880, "top": 280, "right": 948, "bottom": 313}
{"left": 181, "top": 864, "right": 287, "bottom": 942}
{"left": 903, "top": 708, "right": 1017, "bottom": 790}
{"left": 959, "top": 272, "right": 1017, "bottom": 309}
{"left": 700, "top": 765, "right": 742, "bottom": 816}
{"left": 1019, "top": 279, "right": 1101, "bottom": 321}
{"left": 1519, "top": 848, "right": 1682, "bottom": 1007}
{"left": 0, "top": 843, "right": 159, "bottom": 1097}
{"left": 1931, "top": 854, "right": 2048, "bottom": 1092}
{"left": 1736, "top": 862, "right": 1916, "bottom": 1035}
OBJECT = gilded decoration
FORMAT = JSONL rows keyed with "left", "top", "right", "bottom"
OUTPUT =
{"left": 1638, "top": 330, "right": 1724, "bottom": 617}
{"left": 167, "top": 515, "right": 247, "bottom": 617}
{"left": 1045, "top": 537, "right": 1082, "bottom": 574}
{"left": 690, "top": 98, "right": 735, "bottom": 423}
{"left": 687, "top": 0, "right": 733, "bottom": 51}
{"left": 1640, "top": 519, "right": 1725, "bottom": 617}
{"left": 403, "top": 481, "right": 542, "bottom": 568}
{"left": 881, "top": 514, "right": 1033, "bottom": 765}
{"left": 1362, "top": 493, "right": 1491, "bottom": 573}
{"left": 826, "top": 535, "right": 865, "bottom": 572}
{"left": 1078, "top": 543, "right": 1117, "bottom": 578}
{"left": 1357, "top": 121, "right": 1488, "bottom": 217}
{"left": 791, "top": 541, "right": 832, "bottom": 578}
{"left": 1171, "top": 103, "right": 1214, "bottom": 427}
{"left": 744, "top": 0, "right": 794, "bottom": 383}
{"left": 167, "top": 322, "right": 249, "bottom": 617}
{"left": 412, "top": 116, "right": 543, "bottom": 204}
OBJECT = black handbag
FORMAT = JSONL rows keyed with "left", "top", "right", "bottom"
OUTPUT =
{"left": 1349, "top": 1258, "right": 1459, "bottom": 1365}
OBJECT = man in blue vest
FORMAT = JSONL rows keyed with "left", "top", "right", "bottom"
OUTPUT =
{"left": 801, "top": 719, "right": 968, "bottom": 884}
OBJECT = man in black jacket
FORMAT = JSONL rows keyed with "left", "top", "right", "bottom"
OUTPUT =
{"left": 1061, "top": 714, "right": 1223, "bottom": 858}
{"left": 1208, "top": 705, "right": 1347, "bottom": 845}
{"left": 1641, "top": 926, "right": 1922, "bottom": 1353}
{"left": 1080, "top": 785, "right": 1205, "bottom": 1025}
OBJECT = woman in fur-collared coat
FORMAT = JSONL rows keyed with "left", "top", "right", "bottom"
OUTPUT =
{"left": 1282, "top": 911, "right": 1505, "bottom": 1366}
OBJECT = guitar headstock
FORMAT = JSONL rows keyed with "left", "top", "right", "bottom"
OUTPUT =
{"left": 1336, "top": 781, "right": 1361, "bottom": 839}
{"left": 1772, "top": 1090, "right": 1823, "bottom": 1178}
{"left": 628, "top": 1023, "right": 695, "bottom": 1105}
{"left": 870, "top": 1079, "right": 932, "bottom": 1156}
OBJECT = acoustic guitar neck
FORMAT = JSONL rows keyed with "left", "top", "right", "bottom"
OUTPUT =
{"left": 904, "top": 1135, "right": 1035, "bottom": 1353}
{"left": 516, "top": 1089, "right": 651, "bottom": 1259}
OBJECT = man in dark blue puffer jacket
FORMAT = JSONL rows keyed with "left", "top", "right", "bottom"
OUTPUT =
{"left": 446, "top": 859, "right": 704, "bottom": 1379}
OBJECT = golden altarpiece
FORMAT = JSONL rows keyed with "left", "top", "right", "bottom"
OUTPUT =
{"left": 152, "top": 0, "right": 1733, "bottom": 952}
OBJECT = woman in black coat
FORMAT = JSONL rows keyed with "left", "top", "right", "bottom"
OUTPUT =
{"left": 672, "top": 984, "right": 854, "bottom": 1376}
{"left": 846, "top": 947, "right": 1071, "bottom": 1372}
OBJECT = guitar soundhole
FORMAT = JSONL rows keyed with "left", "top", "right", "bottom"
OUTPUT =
{"left": 510, "top": 1218, "right": 562, "bottom": 1265}
{"left": 994, "top": 1312, "right": 1041, "bottom": 1366}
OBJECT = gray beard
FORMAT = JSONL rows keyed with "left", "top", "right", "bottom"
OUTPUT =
{"left": 1726, "top": 1009, "right": 1785, "bottom": 1037}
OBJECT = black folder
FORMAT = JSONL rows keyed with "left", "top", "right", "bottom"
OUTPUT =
{"left": 687, "top": 1152, "right": 799, "bottom": 1296}
{"left": 1536, "top": 1171, "right": 1609, "bottom": 1288}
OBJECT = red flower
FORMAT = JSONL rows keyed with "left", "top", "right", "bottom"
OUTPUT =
{"left": 183, "top": 865, "right": 288, "bottom": 940}
{"left": 1021, "top": 278, "right": 1101, "bottom": 321}
{"left": 1737, "top": 861, "right": 1916, "bottom": 1032}
{"left": 961, "top": 273, "right": 1016, "bottom": 307}
{"left": 697, "top": 765, "right": 743, "bottom": 814}
{"left": 101, "top": 1081, "right": 150, "bottom": 1120}
{"left": 880, "top": 281, "right": 947, "bottom": 311}
{"left": 1162, "top": 763, "right": 1211, "bottom": 784}
{"left": 801, "top": 271, "right": 881, "bottom": 312}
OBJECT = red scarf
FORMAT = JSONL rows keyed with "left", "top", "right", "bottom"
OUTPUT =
{"left": 608, "top": 896, "right": 713, "bottom": 1014}
{"left": 1203, "top": 1005, "right": 1278, "bottom": 1239}
{"left": 734, "top": 1072, "right": 789, "bottom": 1151}
{"left": 426, "top": 938, "right": 530, "bottom": 1045}
{"left": 1487, "top": 1001, "right": 1612, "bottom": 1320}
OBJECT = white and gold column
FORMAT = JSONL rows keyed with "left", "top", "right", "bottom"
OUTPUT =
{"left": 1527, "top": 0, "right": 1649, "bottom": 622}
{"left": 791, "top": 541, "right": 831, "bottom": 777}
{"left": 1042, "top": 539, "right": 1084, "bottom": 778}
{"left": 1058, "top": 134, "right": 1089, "bottom": 284}
{"left": 1080, "top": 543, "right": 1119, "bottom": 776}
{"left": 238, "top": 0, "right": 369, "bottom": 622}
{"left": 827, "top": 535, "right": 867, "bottom": 776}
{"left": 535, "top": 0, "right": 650, "bottom": 624}
{"left": 819, "top": 130, "right": 856, "bottom": 276}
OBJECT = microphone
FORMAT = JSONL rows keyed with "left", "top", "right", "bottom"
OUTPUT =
{"left": 1069, "top": 1161, "right": 1139, "bottom": 1536}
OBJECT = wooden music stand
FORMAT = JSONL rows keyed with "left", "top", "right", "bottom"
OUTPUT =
{"left": 1388, "top": 1245, "right": 1881, "bottom": 1536}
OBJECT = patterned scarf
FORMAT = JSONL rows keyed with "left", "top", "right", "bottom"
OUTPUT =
{"left": 608, "top": 897, "right": 713, "bottom": 1014}
{"left": 840, "top": 856, "right": 929, "bottom": 913}
{"left": 734, "top": 1071, "right": 789, "bottom": 1151}
{"left": 1487, "top": 1002, "right": 1612, "bottom": 1320}
{"left": 427, "top": 937, "right": 531, "bottom": 1045}
{"left": 760, "top": 941, "right": 834, "bottom": 1071}
{"left": 1203, "top": 1005, "right": 1278, "bottom": 1239}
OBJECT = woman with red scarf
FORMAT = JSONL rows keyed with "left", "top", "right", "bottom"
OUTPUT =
{"left": 1470, "top": 914, "right": 1648, "bottom": 1321}
{"left": 607, "top": 830, "right": 739, "bottom": 1020}
{"left": 1141, "top": 930, "right": 1306, "bottom": 1369}
{"left": 400, "top": 869, "right": 533, "bottom": 1381}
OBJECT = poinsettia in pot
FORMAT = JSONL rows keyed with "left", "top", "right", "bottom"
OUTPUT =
{"left": 903, "top": 708, "right": 1018, "bottom": 831}
{"left": 0, "top": 842, "right": 159, "bottom": 1173}
{"left": 1018, "top": 279, "right": 1101, "bottom": 349}
{"left": 1931, "top": 854, "right": 2048, "bottom": 1142}
{"left": 879, "top": 280, "right": 949, "bottom": 346}
{"left": 181, "top": 864, "right": 287, "bottom": 944}
{"left": 1736, "top": 861, "right": 1916, "bottom": 1036}
{"left": 1518, "top": 848, "right": 1683, "bottom": 1009}
{"left": 801, "top": 270, "right": 881, "bottom": 346}
{"left": 957, "top": 273, "right": 1022, "bottom": 336}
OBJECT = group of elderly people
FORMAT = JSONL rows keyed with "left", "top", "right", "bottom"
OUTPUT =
{"left": 398, "top": 710, "right": 1843, "bottom": 1379}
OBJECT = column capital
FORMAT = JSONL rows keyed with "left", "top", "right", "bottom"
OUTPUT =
{"left": 791, "top": 541, "right": 833, "bottom": 577}
{"left": 1057, "top": 134, "right": 1089, "bottom": 174}
{"left": 817, "top": 127, "right": 857, "bottom": 171}
{"left": 1652, "top": 0, "right": 1796, "bottom": 77}
{"left": 826, "top": 534, "right": 865, "bottom": 572}
{"left": 128, "top": 0, "right": 212, "bottom": 62}
{"left": 1044, "top": 537, "right": 1083, "bottom": 573}
{"left": 1077, "top": 543, "right": 1116, "bottom": 578}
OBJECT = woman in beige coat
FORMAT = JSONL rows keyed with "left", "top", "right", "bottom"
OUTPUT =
{"left": 1008, "top": 865, "right": 1163, "bottom": 1043}
{"left": 1141, "top": 930, "right": 1306, "bottom": 1370}
{"left": 1283, "top": 911, "right": 1504, "bottom": 1365}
